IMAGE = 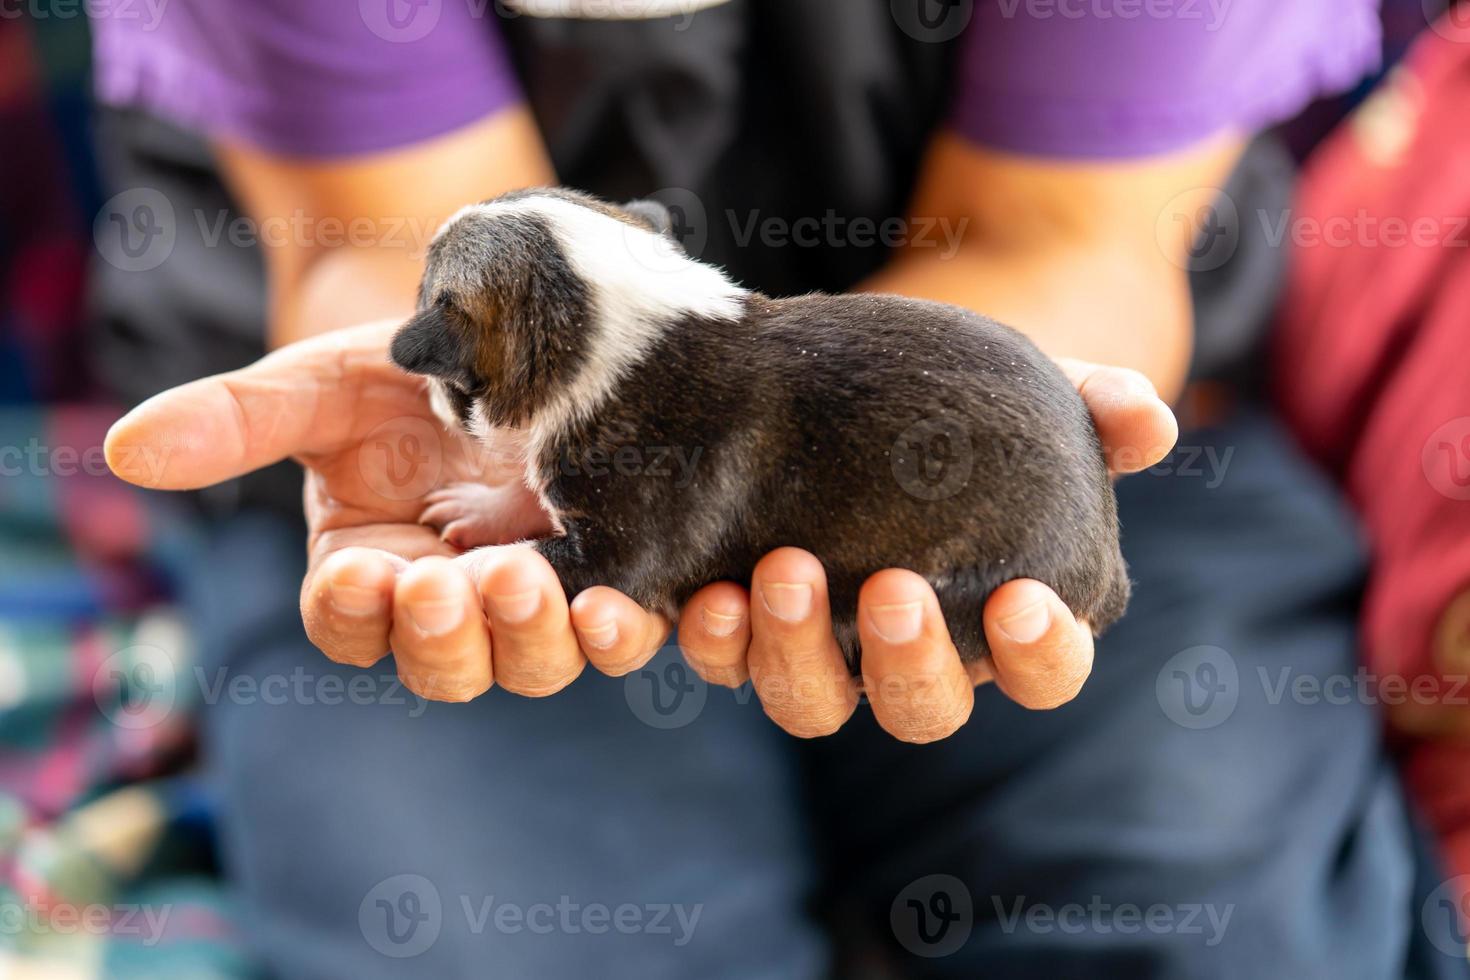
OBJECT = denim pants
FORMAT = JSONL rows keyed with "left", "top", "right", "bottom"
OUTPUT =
{"left": 187, "top": 408, "right": 1468, "bottom": 979}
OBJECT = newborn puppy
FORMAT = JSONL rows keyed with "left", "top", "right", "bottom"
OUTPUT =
{"left": 391, "top": 187, "right": 1129, "bottom": 669}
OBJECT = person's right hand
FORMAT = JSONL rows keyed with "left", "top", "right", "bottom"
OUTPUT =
{"left": 105, "top": 319, "right": 675, "bottom": 701}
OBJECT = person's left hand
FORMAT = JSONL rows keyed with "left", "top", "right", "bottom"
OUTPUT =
{"left": 673, "top": 358, "right": 1176, "bottom": 741}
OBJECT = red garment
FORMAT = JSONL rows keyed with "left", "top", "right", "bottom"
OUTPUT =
{"left": 1274, "top": 15, "right": 1470, "bottom": 880}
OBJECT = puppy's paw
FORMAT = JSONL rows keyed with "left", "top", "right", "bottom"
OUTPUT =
{"left": 419, "top": 482, "right": 517, "bottom": 551}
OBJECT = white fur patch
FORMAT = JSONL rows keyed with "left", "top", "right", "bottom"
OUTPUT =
{"left": 431, "top": 204, "right": 485, "bottom": 248}
{"left": 426, "top": 377, "right": 461, "bottom": 433}
{"left": 502, "top": 0, "right": 731, "bottom": 19}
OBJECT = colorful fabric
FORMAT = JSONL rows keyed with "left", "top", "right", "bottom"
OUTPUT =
{"left": 0, "top": 13, "right": 95, "bottom": 405}
{"left": 1273, "top": 7, "right": 1470, "bottom": 897}
{"left": 90, "top": 0, "right": 1380, "bottom": 161}
{"left": 0, "top": 14, "right": 259, "bottom": 978}
{"left": 0, "top": 407, "right": 257, "bottom": 977}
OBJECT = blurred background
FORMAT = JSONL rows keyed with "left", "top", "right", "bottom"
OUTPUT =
{"left": 1, "top": 1, "right": 1468, "bottom": 976}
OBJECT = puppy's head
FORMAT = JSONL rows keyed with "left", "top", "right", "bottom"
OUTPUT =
{"left": 391, "top": 187, "right": 742, "bottom": 434}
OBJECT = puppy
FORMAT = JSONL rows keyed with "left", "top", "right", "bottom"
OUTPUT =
{"left": 390, "top": 188, "right": 1129, "bottom": 669}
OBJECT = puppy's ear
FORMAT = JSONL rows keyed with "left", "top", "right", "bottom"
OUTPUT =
{"left": 622, "top": 198, "right": 675, "bottom": 238}
{"left": 390, "top": 307, "right": 461, "bottom": 379}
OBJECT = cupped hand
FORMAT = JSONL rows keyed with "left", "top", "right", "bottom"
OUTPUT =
{"left": 104, "top": 319, "right": 635, "bottom": 702}
{"left": 675, "top": 358, "right": 1177, "bottom": 741}
{"left": 106, "top": 323, "right": 1177, "bottom": 733}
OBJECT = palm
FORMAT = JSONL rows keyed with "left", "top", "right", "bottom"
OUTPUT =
{"left": 291, "top": 333, "right": 549, "bottom": 563}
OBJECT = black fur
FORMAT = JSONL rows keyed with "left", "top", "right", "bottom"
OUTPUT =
{"left": 392, "top": 190, "right": 1130, "bottom": 670}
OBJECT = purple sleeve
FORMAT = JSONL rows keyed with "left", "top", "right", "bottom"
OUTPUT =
{"left": 90, "top": 0, "right": 522, "bottom": 158}
{"left": 949, "top": 0, "right": 1382, "bottom": 158}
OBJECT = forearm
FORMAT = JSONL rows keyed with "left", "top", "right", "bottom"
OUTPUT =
{"left": 213, "top": 107, "right": 556, "bottom": 348}
{"left": 861, "top": 233, "right": 1192, "bottom": 400}
{"left": 863, "top": 131, "right": 1246, "bottom": 402}
{"left": 271, "top": 243, "right": 423, "bottom": 346}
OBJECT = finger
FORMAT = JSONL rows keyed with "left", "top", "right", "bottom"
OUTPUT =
{"left": 389, "top": 555, "right": 493, "bottom": 702}
{"left": 983, "top": 579, "right": 1094, "bottom": 710}
{"left": 472, "top": 548, "right": 587, "bottom": 696}
{"left": 569, "top": 587, "right": 671, "bottom": 678}
{"left": 301, "top": 546, "right": 403, "bottom": 668}
{"left": 1055, "top": 359, "right": 1178, "bottom": 474}
{"left": 747, "top": 548, "right": 859, "bottom": 738}
{"left": 677, "top": 582, "right": 752, "bottom": 687}
{"left": 858, "top": 570, "right": 974, "bottom": 743}
{"left": 103, "top": 320, "right": 401, "bottom": 489}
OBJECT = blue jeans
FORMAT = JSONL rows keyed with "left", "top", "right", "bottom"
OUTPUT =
{"left": 187, "top": 409, "right": 1466, "bottom": 979}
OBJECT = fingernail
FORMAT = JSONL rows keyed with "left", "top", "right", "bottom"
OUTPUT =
{"left": 406, "top": 599, "right": 464, "bottom": 636}
{"left": 869, "top": 600, "right": 924, "bottom": 644}
{"left": 577, "top": 620, "right": 619, "bottom": 650}
{"left": 701, "top": 608, "right": 743, "bottom": 637}
{"left": 997, "top": 597, "right": 1051, "bottom": 644}
{"left": 761, "top": 582, "right": 812, "bottom": 622}
{"left": 329, "top": 582, "right": 382, "bottom": 616}
{"left": 489, "top": 588, "right": 541, "bottom": 624}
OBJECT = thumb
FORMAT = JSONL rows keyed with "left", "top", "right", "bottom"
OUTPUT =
{"left": 105, "top": 321, "right": 398, "bottom": 490}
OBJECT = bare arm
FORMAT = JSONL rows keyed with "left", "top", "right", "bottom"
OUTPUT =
{"left": 862, "top": 130, "right": 1246, "bottom": 400}
{"left": 214, "top": 107, "right": 555, "bottom": 347}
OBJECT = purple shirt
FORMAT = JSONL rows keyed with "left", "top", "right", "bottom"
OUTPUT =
{"left": 91, "top": 0, "right": 1380, "bottom": 159}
